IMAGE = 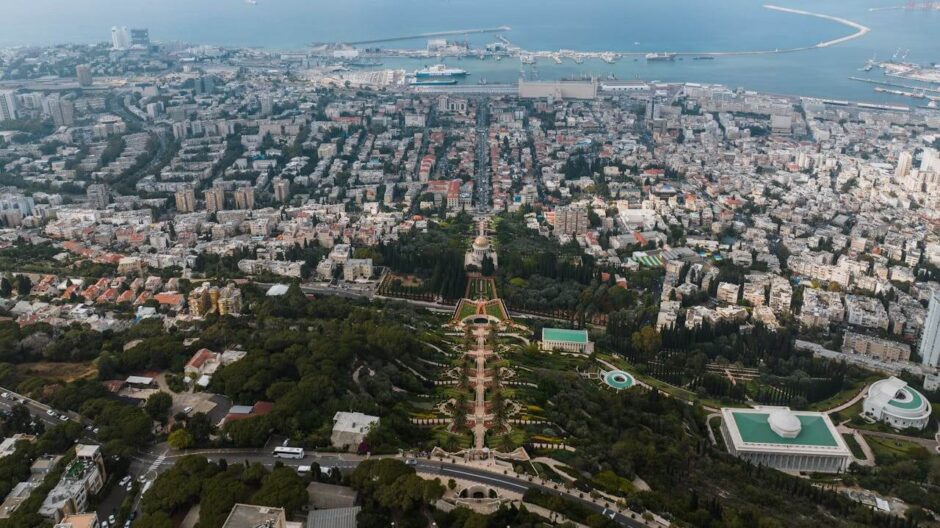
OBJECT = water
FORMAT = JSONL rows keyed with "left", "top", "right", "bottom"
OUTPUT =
{"left": 1, "top": 0, "right": 938, "bottom": 102}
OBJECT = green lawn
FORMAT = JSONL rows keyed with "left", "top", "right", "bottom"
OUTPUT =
{"left": 865, "top": 435, "right": 930, "bottom": 465}
{"left": 456, "top": 301, "right": 478, "bottom": 320}
{"left": 808, "top": 374, "right": 880, "bottom": 411}
{"left": 841, "top": 433, "right": 865, "bottom": 459}
{"left": 484, "top": 302, "right": 505, "bottom": 320}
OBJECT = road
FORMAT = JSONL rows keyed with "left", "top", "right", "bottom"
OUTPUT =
{"left": 2, "top": 376, "right": 642, "bottom": 525}
{"left": 0, "top": 386, "right": 90, "bottom": 430}
{"left": 127, "top": 448, "right": 644, "bottom": 527}
{"left": 474, "top": 98, "right": 491, "bottom": 213}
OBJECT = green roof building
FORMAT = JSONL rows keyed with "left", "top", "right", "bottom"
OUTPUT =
{"left": 541, "top": 328, "right": 593, "bottom": 354}
{"left": 720, "top": 407, "right": 852, "bottom": 473}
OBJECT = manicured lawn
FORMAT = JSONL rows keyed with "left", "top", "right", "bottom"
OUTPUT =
{"left": 808, "top": 374, "right": 880, "bottom": 411}
{"left": 456, "top": 301, "right": 478, "bottom": 320}
{"left": 865, "top": 435, "right": 929, "bottom": 465}
{"left": 484, "top": 301, "right": 505, "bottom": 320}
{"left": 841, "top": 433, "right": 866, "bottom": 459}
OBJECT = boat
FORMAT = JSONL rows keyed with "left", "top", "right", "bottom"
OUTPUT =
{"left": 409, "top": 78, "right": 458, "bottom": 86}
{"left": 520, "top": 55, "right": 535, "bottom": 65}
{"left": 692, "top": 56, "right": 714, "bottom": 61}
{"left": 414, "top": 64, "right": 468, "bottom": 79}
{"left": 346, "top": 59, "right": 383, "bottom": 68}
{"left": 645, "top": 52, "right": 676, "bottom": 62}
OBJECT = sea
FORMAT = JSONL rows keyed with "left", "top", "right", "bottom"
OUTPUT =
{"left": 2, "top": 0, "right": 938, "bottom": 104}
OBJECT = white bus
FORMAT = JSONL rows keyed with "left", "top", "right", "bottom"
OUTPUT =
{"left": 272, "top": 446, "right": 305, "bottom": 459}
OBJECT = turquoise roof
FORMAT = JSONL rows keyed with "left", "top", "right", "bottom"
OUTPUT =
{"left": 889, "top": 386, "right": 925, "bottom": 410}
{"left": 731, "top": 411, "right": 838, "bottom": 447}
{"left": 542, "top": 328, "right": 588, "bottom": 344}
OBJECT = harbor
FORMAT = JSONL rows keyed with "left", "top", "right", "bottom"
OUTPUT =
{"left": 312, "top": 3, "right": 873, "bottom": 72}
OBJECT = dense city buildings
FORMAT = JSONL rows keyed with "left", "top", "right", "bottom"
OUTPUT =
{"left": 0, "top": 22, "right": 939, "bottom": 528}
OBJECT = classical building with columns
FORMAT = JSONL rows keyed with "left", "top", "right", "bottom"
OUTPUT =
{"left": 720, "top": 407, "right": 852, "bottom": 473}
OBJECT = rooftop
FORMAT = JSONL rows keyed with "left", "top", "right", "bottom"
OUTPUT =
{"left": 725, "top": 408, "right": 841, "bottom": 448}
{"left": 222, "top": 504, "right": 286, "bottom": 528}
{"left": 542, "top": 327, "right": 588, "bottom": 344}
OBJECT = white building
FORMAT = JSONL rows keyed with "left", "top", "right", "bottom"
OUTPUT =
{"left": 331, "top": 412, "right": 379, "bottom": 452}
{"left": 541, "top": 328, "right": 594, "bottom": 354}
{"left": 919, "top": 290, "right": 940, "bottom": 368}
{"left": 343, "top": 258, "right": 373, "bottom": 282}
{"left": 720, "top": 407, "right": 852, "bottom": 474}
{"left": 0, "top": 90, "right": 19, "bottom": 121}
{"left": 862, "top": 377, "right": 932, "bottom": 431}
{"left": 465, "top": 234, "right": 498, "bottom": 270}
{"left": 39, "top": 445, "right": 106, "bottom": 522}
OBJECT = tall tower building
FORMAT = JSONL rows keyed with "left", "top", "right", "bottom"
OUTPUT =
{"left": 922, "top": 148, "right": 940, "bottom": 174}
{"left": 45, "top": 94, "right": 74, "bottom": 127}
{"left": 204, "top": 186, "right": 225, "bottom": 213}
{"left": 273, "top": 178, "right": 290, "bottom": 202}
{"left": 111, "top": 26, "right": 130, "bottom": 50}
{"left": 920, "top": 290, "right": 940, "bottom": 368}
{"left": 75, "top": 64, "right": 93, "bottom": 87}
{"left": 175, "top": 186, "right": 197, "bottom": 213}
{"left": 895, "top": 151, "right": 913, "bottom": 181}
{"left": 86, "top": 184, "right": 110, "bottom": 209}
{"left": 0, "top": 90, "right": 18, "bottom": 122}
{"left": 234, "top": 187, "right": 255, "bottom": 210}
{"left": 259, "top": 94, "right": 273, "bottom": 116}
{"left": 129, "top": 28, "right": 150, "bottom": 49}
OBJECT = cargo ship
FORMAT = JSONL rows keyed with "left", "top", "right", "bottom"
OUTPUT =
{"left": 414, "top": 64, "right": 468, "bottom": 79}
{"left": 645, "top": 52, "right": 676, "bottom": 61}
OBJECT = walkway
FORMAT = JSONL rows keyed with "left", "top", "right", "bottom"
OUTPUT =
{"left": 856, "top": 428, "right": 939, "bottom": 451}
{"left": 468, "top": 325, "right": 494, "bottom": 451}
{"left": 824, "top": 383, "right": 870, "bottom": 414}
{"left": 836, "top": 424, "right": 876, "bottom": 466}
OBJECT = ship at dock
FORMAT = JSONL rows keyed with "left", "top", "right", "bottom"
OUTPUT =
{"left": 645, "top": 52, "right": 676, "bottom": 61}
{"left": 414, "top": 64, "right": 469, "bottom": 79}
{"left": 409, "top": 78, "right": 458, "bottom": 86}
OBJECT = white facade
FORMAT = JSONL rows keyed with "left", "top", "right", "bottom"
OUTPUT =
{"left": 0, "top": 90, "right": 18, "bottom": 121}
{"left": 862, "top": 377, "right": 932, "bottom": 431}
{"left": 920, "top": 290, "right": 940, "bottom": 367}
{"left": 331, "top": 412, "right": 379, "bottom": 452}
{"left": 720, "top": 407, "right": 852, "bottom": 474}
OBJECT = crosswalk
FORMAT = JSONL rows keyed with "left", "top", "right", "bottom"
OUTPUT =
{"left": 143, "top": 450, "right": 167, "bottom": 476}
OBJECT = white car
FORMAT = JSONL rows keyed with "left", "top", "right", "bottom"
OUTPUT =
{"left": 58, "top": 414, "right": 68, "bottom": 421}
{"left": 1, "top": 392, "right": 8, "bottom": 399}
{"left": 100, "top": 522, "right": 109, "bottom": 528}
{"left": 183, "top": 406, "right": 194, "bottom": 414}
{"left": 46, "top": 409, "right": 56, "bottom": 417}
{"left": 119, "top": 476, "right": 131, "bottom": 486}
{"left": 126, "top": 482, "right": 133, "bottom": 492}
{"left": 109, "top": 514, "right": 116, "bottom": 525}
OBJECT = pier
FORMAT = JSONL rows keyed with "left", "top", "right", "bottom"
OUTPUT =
{"left": 762, "top": 5, "right": 870, "bottom": 49}
{"left": 849, "top": 76, "right": 940, "bottom": 95}
{"left": 341, "top": 27, "right": 510, "bottom": 46}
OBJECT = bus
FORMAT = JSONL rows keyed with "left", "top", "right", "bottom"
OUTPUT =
{"left": 272, "top": 446, "right": 305, "bottom": 459}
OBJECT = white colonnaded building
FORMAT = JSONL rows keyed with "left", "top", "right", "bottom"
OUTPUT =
{"left": 540, "top": 328, "right": 594, "bottom": 354}
{"left": 720, "top": 407, "right": 853, "bottom": 473}
{"left": 862, "top": 376, "right": 932, "bottom": 431}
